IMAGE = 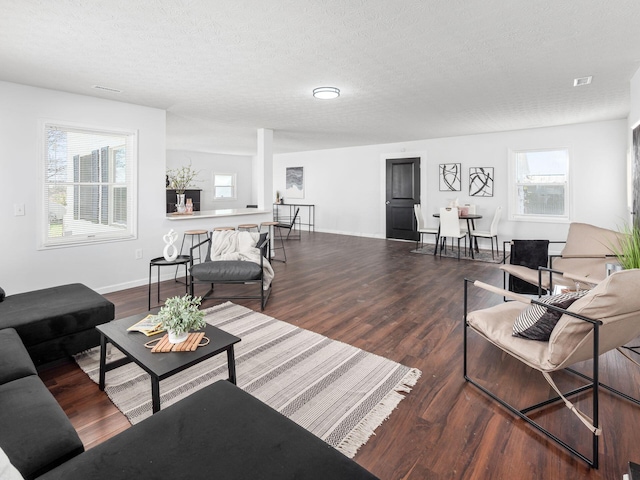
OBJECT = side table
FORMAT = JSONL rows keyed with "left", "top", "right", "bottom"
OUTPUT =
{"left": 148, "top": 255, "right": 191, "bottom": 310}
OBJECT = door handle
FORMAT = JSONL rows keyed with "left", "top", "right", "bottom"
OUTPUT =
{"left": 385, "top": 201, "right": 390, "bottom": 205}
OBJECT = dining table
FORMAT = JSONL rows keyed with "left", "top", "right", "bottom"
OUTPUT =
{"left": 432, "top": 213, "right": 483, "bottom": 259}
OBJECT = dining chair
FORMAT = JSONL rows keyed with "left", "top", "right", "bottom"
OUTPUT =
{"left": 438, "top": 207, "right": 467, "bottom": 260}
{"left": 470, "top": 206, "right": 502, "bottom": 258}
{"left": 413, "top": 204, "right": 439, "bottom": 250}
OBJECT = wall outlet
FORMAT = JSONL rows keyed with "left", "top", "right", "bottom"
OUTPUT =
{"left": 135, "top": 249, "right": 143, "bottom": 260}
{"left": 14, "top": 203, "right": 25, "bottom": 216}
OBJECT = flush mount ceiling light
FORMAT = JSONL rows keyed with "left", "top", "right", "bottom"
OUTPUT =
{"left": 313, "top": 87, "right": 340, "bottom": 99}
{"left": 573, "top": 76, "right": 592, "bottom": 87}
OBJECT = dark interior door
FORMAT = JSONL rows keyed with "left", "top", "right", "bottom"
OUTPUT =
{"left": 386, "top": 157, "right": 420, "bottom": 240}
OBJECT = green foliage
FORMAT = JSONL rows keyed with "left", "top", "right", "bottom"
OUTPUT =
{"left": 157, "top": 294, "right": 205, "bottom": 335}
{"left": 166, "top": 162, "right": 199, "bottom": 194}
{"left": 612, "top": 223, "right": 640, "bottom": 270}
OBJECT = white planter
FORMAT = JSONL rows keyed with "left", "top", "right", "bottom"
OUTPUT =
{"left": 168, "top": 330, "right": 189, "bottom": 344}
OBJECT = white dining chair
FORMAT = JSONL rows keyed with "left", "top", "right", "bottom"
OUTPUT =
{"left": 470, "top": 206, "right": 502, "bottom": 258}
{"left": 413, "top": 204, "right": 439, "bottom": 250}
{"left": 439, "top": 207, "right": 467, "bottom": 260}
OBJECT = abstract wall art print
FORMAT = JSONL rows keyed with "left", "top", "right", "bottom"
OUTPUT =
{"left": 469, "top": 167, "right": 494, "bottom": 197}
{"left": 439, "top": 163, "right": 461, "bottom": 191}
{"left": 286, "top": 166, "right": 304, "bottom": 199}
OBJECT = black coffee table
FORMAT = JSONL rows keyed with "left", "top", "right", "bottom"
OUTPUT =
{"left": 97, "top": 312, "right": 241, "bottom": 413}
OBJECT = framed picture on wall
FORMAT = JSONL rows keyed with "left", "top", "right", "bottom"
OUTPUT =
{"left": 286, "top": 166, "right": 304, "bottom": 199}
{"left": 439, "top": 163, "right": 461, "bottom": 191}
{"left": 469, "top": 167, "right": 494, "bottom": 197}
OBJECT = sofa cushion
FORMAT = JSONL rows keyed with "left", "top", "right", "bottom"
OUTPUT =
{"left": 0, "top": 329, "right": 37, "bottom": 385}
{"left": 39, "top": 380, "right": 377, "bottom": 480}
{"left": 0, "top": 287, "right": 5, "bottom": 302}
{"left": 0, "top": 283, "right": 114, "bottom": 348}
{"left": 0, "top": 376, "right": 83, "bottom": 480}
{"left": 191, "top": 260, "right": 262, "bottom": 282}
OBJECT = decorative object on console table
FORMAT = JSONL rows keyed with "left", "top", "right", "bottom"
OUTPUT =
{"left": 166, "top": 189, "right": 201, "bottom": 213}
{"left": 157, "top": 294, "right": 205, "bottom": 344}
{"left": 166, "top": 162, "right": 200, "bottom": 213}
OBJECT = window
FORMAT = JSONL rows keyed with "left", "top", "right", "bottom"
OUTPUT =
{"left": 41, "top": 122, "right": 137, "bottom": 248}
{"left": 213, "top": 173, "right": 236, "bottom": 200}
{"left": 508, "top": 148, "right": 571, "bottom": 222}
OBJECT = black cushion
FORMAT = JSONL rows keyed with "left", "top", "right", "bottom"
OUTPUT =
{"left": 0, "top": 376, "right": 83, "bottom": 480}
{"left": 191, "top": 260, "right": 262, "bottom": 282}
{"left": 0, "top": 328, "right": 37, "bottom": 385}
{"left": 0, "top": 283, "right": 114, "bottom": 348}
{"left": 509, "top": 240, "right": 550, "bottom": 294}
{"left": 39, "top": 380, "right": 377, "bottom": 480}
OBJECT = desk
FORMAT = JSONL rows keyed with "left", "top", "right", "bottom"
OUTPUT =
{"left": 273, "top": 203, "right": 315, "bottom": 232}
{"left": 433, "top": 213, "right": 482, "bottom": 259}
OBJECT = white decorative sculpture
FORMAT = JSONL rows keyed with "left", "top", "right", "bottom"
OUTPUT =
{"left": 163, "top": 229, "right": 179, "bottom": 261}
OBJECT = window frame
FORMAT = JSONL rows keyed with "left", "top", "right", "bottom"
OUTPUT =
{"left": 38, "top": 120, "right": 138, "bottom": 249}
{"left": 213, "top": 172, "right": 237, "bottom": 200}
{"left": 507, "top": 147, "right": 572, "bottom": 223}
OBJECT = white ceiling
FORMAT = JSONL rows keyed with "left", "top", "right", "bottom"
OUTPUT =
{"left": 2, "top": 1, "right": 640, "bottom": 156}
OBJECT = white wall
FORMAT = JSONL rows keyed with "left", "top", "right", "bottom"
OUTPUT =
{"left": 0, "top": 81, "right": 167, "bottom": 295}
{"left": 274, "top": 119, "right": 628, "bottom": 248}
{"left": 166, "top": 150, "right": 253, "bottom": 210}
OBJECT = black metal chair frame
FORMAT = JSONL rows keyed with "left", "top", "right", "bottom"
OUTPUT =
{"left": 189, "top": 234, "right": 271, "bottom": 310}
{"left": 463, "top": 278, "right": 640, "bottom": 469}
{"left": 275, "top": 207, "right": 301, "bottom": 241}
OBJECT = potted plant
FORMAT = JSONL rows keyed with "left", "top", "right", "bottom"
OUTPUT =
{"left": 166, "top": 163, "right": 199, "bottom": 213}
{"left": 157, "top": 294, "right": 206, "bottom": 343}
{"left": 612, "top": 222, "right": 640, "bottom": 270}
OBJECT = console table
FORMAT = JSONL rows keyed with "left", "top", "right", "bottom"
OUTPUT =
{"left": 273, "top": 203, "right": 315, "bottom": 232}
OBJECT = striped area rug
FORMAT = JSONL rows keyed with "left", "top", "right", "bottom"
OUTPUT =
{"left": 75, "top": 302, "right": 421, "bottom": 457}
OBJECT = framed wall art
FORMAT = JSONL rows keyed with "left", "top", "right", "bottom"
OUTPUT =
{"left": 469, "top": 167, "right": 494, "bottom": 197}
{"left": 439, "top": 163, "right": 461, "bottom": 191}
{"left": 286, "top": 166, "right": 304, "bottom": 199}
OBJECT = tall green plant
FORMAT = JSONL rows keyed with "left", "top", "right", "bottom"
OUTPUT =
{"left": 612, "top": 223, "right": 640, "bottom": 270}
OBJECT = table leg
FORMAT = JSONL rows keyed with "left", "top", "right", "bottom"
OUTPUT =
{"left": 151, "top": 376, "right": 161, "bottom": 413}
{"left": 98, "top": 333, "right": 107, "bottom": 391}
{"left": 434, "top": 225, "right": 441, "bottom": 256}
{"left": 466, "top": 219, "right": 475, "bottom": 259}
{"left": 148, "top": 263, "right": 152, "bottom": 310}
{"left": 227, "top": 346, "right": 237, "bottom": 385}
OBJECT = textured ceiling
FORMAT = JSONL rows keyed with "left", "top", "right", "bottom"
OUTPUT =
{"left": 1, "top": 0, "right": 640, "bottom": 155}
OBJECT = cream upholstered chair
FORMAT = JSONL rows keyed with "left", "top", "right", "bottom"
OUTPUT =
{"left": 464, "top": 269, "right": 640, "bottom": 468}
{"left": 469, "top": 206, "right": 501, "bottom": 258}
{"left": 413, "top": 204, "right": 438, "bottom": 250}
{"left": 438, "top": 207, "right": 467, "bottom": 260}
{"left": 500, "top": 223, "right": 625, "bottom": 293}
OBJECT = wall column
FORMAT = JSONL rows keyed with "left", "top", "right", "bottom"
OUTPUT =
{"left": 256, "top": 128, "right": 273, "bottom": 209}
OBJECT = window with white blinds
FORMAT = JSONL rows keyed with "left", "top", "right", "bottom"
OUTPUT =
{"left": 41, "top": 123, "right": 137, "bottom": 247}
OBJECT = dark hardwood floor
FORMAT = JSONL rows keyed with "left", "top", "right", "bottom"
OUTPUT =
{"left": 39, "top": 232, "right": 640, "bottom": 479}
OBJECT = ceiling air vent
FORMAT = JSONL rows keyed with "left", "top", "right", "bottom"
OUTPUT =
{"left": 573, "top": 76, "right": 592, "bottom": 87}
{"left": 92, "top": 85, "right": 122, "bottom": 93}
